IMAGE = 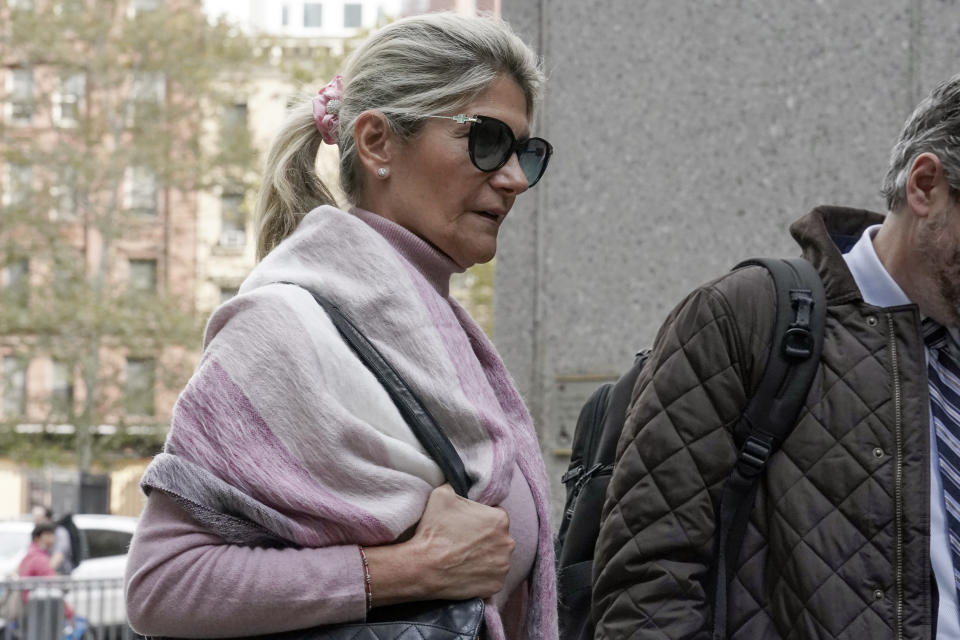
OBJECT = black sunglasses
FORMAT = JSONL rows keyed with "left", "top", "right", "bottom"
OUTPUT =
{"left": 427, "top": 113, "right": 553, "bottom": 187}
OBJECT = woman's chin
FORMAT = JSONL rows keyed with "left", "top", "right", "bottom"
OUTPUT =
{"left": 460, "top": 245, "right": 497, "bottom": 269}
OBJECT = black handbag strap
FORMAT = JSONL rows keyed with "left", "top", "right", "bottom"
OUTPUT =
{"left": 283, "top": 283, "right": 474, "bottom": 498}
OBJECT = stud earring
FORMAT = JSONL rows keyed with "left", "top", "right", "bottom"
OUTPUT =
{"left": 377, "top": 167, "right": 388, "bottom": 178}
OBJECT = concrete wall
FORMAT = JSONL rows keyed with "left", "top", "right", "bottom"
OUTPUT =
{"left": 498, "top": 0, "right": 960, "bottom": 522}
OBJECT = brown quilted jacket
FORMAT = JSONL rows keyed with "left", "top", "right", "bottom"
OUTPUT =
{"left": 593, "top": 206, "right": 934, "bottom": 640}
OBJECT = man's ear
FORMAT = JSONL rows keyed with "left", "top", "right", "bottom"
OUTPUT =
{"left": 905, "top": 152, "right": 948, "bottom": 217}
{"left": 353, "top": 110, "right": 395, "bottom": 176}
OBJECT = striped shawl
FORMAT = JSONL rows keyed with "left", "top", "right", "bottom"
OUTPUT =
{"left": 140, "top": 205, "right": 557, "bottom": 640}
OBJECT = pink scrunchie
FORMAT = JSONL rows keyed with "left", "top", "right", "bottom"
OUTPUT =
{"left": 312, "top": 75, "right": 343, "bottom": 145}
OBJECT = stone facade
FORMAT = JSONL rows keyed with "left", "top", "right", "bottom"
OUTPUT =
{"left": 498, "top": 0, "right": 960, "bottom": 522}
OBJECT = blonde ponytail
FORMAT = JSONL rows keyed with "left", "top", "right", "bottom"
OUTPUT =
{"left": 254, "top": 101, "right": 337, "bottom": 261}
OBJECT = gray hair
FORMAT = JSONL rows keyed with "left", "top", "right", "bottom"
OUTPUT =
{"left": 881, "top": 74, "right": 960, "bottom": 212}
{"left": 254, "top": 12, "right": 545, "bottom": 261}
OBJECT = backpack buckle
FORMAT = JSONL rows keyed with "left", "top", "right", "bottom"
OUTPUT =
{"left": 737, "top": 435, "right": 772, "bottom": 477}
{"left": 571, "top": 463, "right": 612, "bottom": 494}
{"left": 783, "top": 327, "right": 814, "bottom": 359}
{"left": 562, "top": 463, "right": 611, "bottom": 520}
{"left": 561, "top": 465, "right": 584, "bottom": 485}
{"left": 783, "top": 290, "right": 814, "bottom": 359}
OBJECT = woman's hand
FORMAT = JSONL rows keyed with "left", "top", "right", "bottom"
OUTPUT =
{"left": 363, "top": 484, "right": 515, "bottom": 605}
{"left": 409, "top": 484, "right": 515, "bottom": 599}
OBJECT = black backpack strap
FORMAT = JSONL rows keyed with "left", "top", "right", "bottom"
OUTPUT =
{"left": 595, "top": 351, "right": 650, "bottom": 469}
{"left": 279, "top": 282, "right": 474, "bottom": 499}
{"left": 711, "top": 257, "right": 826, "bottom": 640}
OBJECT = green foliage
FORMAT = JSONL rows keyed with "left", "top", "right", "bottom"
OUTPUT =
{"left": 450, "top": 259, "right": 496, "bottom": 337}
{"left": 0, "top": 423, "right": 168, "bottom": 468}
{"left": 0, "top": 0, "right": 265, "bottom": 468}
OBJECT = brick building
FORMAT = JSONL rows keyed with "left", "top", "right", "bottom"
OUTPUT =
{"left": 0, "top": 0, "right": 226, "bottom": 514}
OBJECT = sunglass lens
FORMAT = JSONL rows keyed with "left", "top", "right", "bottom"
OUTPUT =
{"left": 471, "top": 118, "right": 513, "bottom": 171}
{"left": 517, "top": 138, "right": 551, "bottom": 187}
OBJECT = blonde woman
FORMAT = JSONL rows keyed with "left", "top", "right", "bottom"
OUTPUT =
{"left": 124, "top": 12, "right": 555, "bottom": 640}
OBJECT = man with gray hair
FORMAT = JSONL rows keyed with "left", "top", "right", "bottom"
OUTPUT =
{"left": 593, "top": 75, "right": 960, "bottom": 638}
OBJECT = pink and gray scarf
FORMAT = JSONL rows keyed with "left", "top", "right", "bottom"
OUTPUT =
{"left": 140, "top": 205, "right": 557, "bottom": 640}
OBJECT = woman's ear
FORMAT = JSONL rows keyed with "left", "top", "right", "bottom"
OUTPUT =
{"left": 353, "top": 110, "right": 394, "bottom": 175}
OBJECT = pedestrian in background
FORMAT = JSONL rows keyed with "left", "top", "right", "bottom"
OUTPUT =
{"left": 125, "top": 12, "right": 556, "bottom": 640}
{"left": 30, "top": 506, "right": 74, "bottom": 575}
{"left": 18, "top": 523, "right": 75, "bottom": 621}
{"left": 18, "top": 524, "right": 58, "bottom": 580}
{"left": 593, "top": 75, "right": 960, "bottom": 639}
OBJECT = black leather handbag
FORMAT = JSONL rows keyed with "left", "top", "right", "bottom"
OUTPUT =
{"left": 150, "top": 288, "right": 485, "bottom": 640}
{"left": 237, "top": 599, "right": 485, "bottom": 640}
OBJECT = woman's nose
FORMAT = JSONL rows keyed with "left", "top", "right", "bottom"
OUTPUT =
{"left": 490, "top": 153, "right": 530, "bottom": 194}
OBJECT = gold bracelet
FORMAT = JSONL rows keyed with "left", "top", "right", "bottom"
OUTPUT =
{"left": 358, "top": 545, "right": 373, "bottom": 611}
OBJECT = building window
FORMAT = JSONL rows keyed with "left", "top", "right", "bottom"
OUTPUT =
{"left": 3, "top": 357, "right": 27, "bottom": 418}
{"left": 304, "top": 3, "right": 322, "bottom": 27}
{"left": 127, "top": 71, "right": 165, "bottom": 125}
{"left": 53, "top": 72, "right": 85, "bottom": 126}
{"left": 128, "top": 0, "right": 161, "bottom": 17}
{"left": 51, "top": 360, "right": 74, "bottom": 417}
{"left": 123, "top": 166, "right": 158, "bottom": 215}
{"left": 281, "top": 4, "right": 289, "bottom": 26}
{"left": 125, "top": 357, "right": 155, "bottom": 416}
{"left": 51, "top": 166, "right": 81, "bottom": 220}
{"left": 220, "top": 286, "right": 239, "bottom": 303}
{"left": 52, "top": 255, "right": 78, "bottom": 295}
{"left": 3, "top": 163, "right": 32, "bottom": 208}
{"left": 344, "top": 3, "right": 361, "bottom": 28}
{"left": 3, "top": 259, "right": 29, "bottom": 308}
{"left": 7, "top": 68, "right": 34, "bottom": 125}
{"left": 219, "top": 193, "right": 246, "bottom": 248}
{"left": 131, "top": 71, "right": 165, "bottom": 102}
{"left": 128, "top": 259, "right": 157, "bottom": 293}
{"left": 54, "top": 0, "right": 86, "bottom": 15}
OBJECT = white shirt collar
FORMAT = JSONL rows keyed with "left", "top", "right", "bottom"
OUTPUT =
{"left": 842, "top": 224, "right": 911, "bottom": 308}
{"left": 843, "top": 224, "right": 960, "bottom": 351}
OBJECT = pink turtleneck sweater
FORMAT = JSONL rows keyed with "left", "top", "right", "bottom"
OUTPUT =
{"left": 125, "top": 209, "right": 539, "bottom": 638}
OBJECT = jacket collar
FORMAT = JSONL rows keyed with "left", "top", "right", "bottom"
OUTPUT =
{"left": 789, "top": 205, "right": 887, "bottom": 305}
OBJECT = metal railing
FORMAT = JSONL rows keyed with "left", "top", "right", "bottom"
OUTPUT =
{"left": 0, "top": 577, "right": 139, "bottom": 640}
